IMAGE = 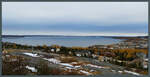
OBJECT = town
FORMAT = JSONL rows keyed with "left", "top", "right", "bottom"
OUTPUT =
{"left": 2, "top": 37, "right": 148, "bottom": 75}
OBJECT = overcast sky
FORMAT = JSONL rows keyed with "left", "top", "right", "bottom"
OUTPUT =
{"left": 2, "top": 2, "right": 148, "bottom": 36}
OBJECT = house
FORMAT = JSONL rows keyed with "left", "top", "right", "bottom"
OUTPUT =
{"left": 68, "top": 51, "right": 72, "bottom": 55}
{"left": 102, "top": 52, "right": 115, "bottom": 57}
{"left": 56, "top": 48, "right": 60, "bottom": 52}
{"left": 51, "top": 48, "right": 55, "bottom": 52}
{"left": 74, "top": 50, "right": 91, "bottom": 57}
{"left": 98, "top": 56, "right": 104, "bottom": 62}
{"left": 139, "top": 44, "right": 148, "bottom": 48}
{"left": 96, "top": 51, "right": 101, "bottom": 55}
{"left": 143, "top": 61, "right": 148, "bottom": 69}
{"left": 50, "top": 48, "right": 60, "bottom": 53}
{"left": 74, "top": 51, "right": 82, "bottom": 57}
{"left": 98, "top": 55, "right": 110, "bottom": 62}
{"left": 136, "top": 52, "right": 146, "bottom": 59}
{"left": 104, "top": 56, "right": 110, "bottom": 62}
{"left": 76, "top": 53, "right": 82, "bottom": 57}
{"left": 2, "top": 49, "right": 8, "bottom": 54}
{"left": 92, "top": 54, "right": 98, "bottom": 59}
{"left": 107, "top": 45, "right": 114, "bottom": 49}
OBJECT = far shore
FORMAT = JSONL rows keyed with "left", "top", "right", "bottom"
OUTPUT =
{"left": 2, "top": 35, "right": 148, "bottom": 38}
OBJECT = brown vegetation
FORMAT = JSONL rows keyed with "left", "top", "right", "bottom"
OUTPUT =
{"left": 2, "top": 55, "right": 29, "bottom": 75}
{"left": 60, "top": 56, "right": 78, "bottom": 63}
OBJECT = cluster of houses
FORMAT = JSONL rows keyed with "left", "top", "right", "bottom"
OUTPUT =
{"left": 89, "top": 38, "right": 148, "bottom": 50}
{"left": 47, "top": 44, "right": 148, "bottom": 69}
{"left": 116, "top": 41, "right": 148, "bottom": 49}
{"left": 50, "top": 48, "right": 60, "bottom": 53}
{"left": 73, "top": 50, "right": 91, "bottom": 57}
{"left": 117, "top": 38, "right": 148, "bottom": 49}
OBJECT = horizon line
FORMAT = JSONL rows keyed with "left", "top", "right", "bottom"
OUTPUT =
{"left": 2, "top": 34, "right": 148, "bottom": 37}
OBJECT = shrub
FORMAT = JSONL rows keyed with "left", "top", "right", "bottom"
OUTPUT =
{"left": 60, "top": 57, "right": 78, "bottom": 63}
{"left": 37, "top": 60, "right": 63, "bottom": 75}
{"left": 2, "top": 55, "right": 29, "bottom": 75}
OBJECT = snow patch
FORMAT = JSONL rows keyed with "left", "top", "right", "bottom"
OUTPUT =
{"left": 144, "top": 58, "right": 148, "bottom": 61}
{"left": 111, "top": 70, "right": 116, "bottom": 72}
{"left": 74, "top": 66, "right": 81, "bottom": 68}
{"left": 71, "top": 62, "right": 78, "bottom": 64}
{"left": 43, "top": 58, "right": 79, "bottom": 69}
{"left": 118, "top": 71, "right": 123, "bottom": 73}
{"left": 59, "top": 63, "right": 73, "bottom": 67}
{"left": 26, "top": 66, "right": 37, "bottom": 72}
{"left": 65, "top": 67, "right": 73, "bottom": 69}
{"left": 87, "top": 64, "right": 109, "bottom": 69}
{"left": 43, "top": 58, "right": 61, "bottom": 64}
{"left": 144, "top": 65, "right": 148, "bottom": 68}
{"left": 24, "top": 53, "right": 39, "bottom": 57}
{"left": 80, "top": 70, "right": 91, "bottom": 75}
{"left": 124, "top": 70, "right": 140, "bottom": 76}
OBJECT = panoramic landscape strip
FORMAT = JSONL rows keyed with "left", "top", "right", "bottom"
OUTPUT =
{"left": 2, "top": 2, "right": 148, "bottom": 76}
{"left": 2, "top": 35, "right": 148, "bottom": 76}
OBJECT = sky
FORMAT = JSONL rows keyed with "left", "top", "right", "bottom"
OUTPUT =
{"left": 2, "top": 2, "right": 148, "bottom": 36}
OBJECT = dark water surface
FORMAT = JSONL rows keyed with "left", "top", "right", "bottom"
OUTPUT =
{"left": 2, "top": 36, "right": 122, "bottom": 47}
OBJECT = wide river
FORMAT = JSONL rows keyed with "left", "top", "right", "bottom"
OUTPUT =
{"left": 2, "top": 36, "right": 122, "bottom": 47}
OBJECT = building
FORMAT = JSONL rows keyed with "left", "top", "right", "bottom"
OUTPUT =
{"left": 74, "top": 50, "right": 91, "bottom": 57}
{"left": 98, "top": 56, "right": 104, "bottom": 62}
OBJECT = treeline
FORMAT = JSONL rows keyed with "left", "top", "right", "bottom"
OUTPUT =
{"left": 2, "top": 42, "right": 148, "bottom": 59}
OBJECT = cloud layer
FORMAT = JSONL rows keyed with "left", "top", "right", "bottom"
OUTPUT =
{"left": 2, "top": 2, "right": 148, "bottom": 36}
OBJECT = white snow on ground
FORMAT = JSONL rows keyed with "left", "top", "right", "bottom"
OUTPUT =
{"left": 43, "top": 58, "right": 61, "bottom": 64}
{"left": 144, "top": 64, "right": 148, "bottom": 69}
{"left": 60, "top": 63, "right": 81, "bottom": 69}
{"left": 65, "top": 66, "right": 81, "bottom": 70}
{"left": 86, "top": 64, "right": 109, "bottom": 69}
{"left": 144, "top": 58, "right": 148, "bottom": 61}
{"left": 43, "top": 58, "right": 80, "bottom": 69}
{"left": 124, "top": 70, "right": 140, "bottom": 76}
{"left": 65, "top": 67, "right": 73, "bottom": 69}
{"left": 59, "top": 63, "right": 73, "bottom": 67}
{"left": 118, "top": 71, "right": 123, "bottom": 73}
{"left": 24, "top": 53, "right": 39, "bottom": 57}
{"left": 71, "top": 62, "right": 78, "bottom": 64}
{"left": 111, "top": 70, "right": 116, "bottom": 72}
{"left": 80, "top": 70, "right": 92, "bottom": 75}
{"left": 43, "top": 57, "right": 83, "bottom": 72}
{"left": 43, "top": 57, "right": 141, "bottom": 76}
{"left": 26, "top": 66, "right": 37, "bottom": 72}
{"left": 90, "top": 70, "right": 95, "bottom": 72}
{"left": 74, "top": 66, "right": 81, "bottom": 68}
{"left": 23, "top": 53, "right": 143, "bottom": 76}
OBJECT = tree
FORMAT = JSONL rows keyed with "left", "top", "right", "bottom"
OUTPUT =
{"left": 37, "top": 60, "right": 51, "bottom": 75}
{"left": 43, "top": 44, "right": 47, "bottom": 49}
{"left": 13, "top": 44, "right": 17, "bottom": 49}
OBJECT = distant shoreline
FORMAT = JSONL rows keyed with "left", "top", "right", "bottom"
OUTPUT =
{"left": 2, "top": 35, "right": 148, "bottom": 38}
